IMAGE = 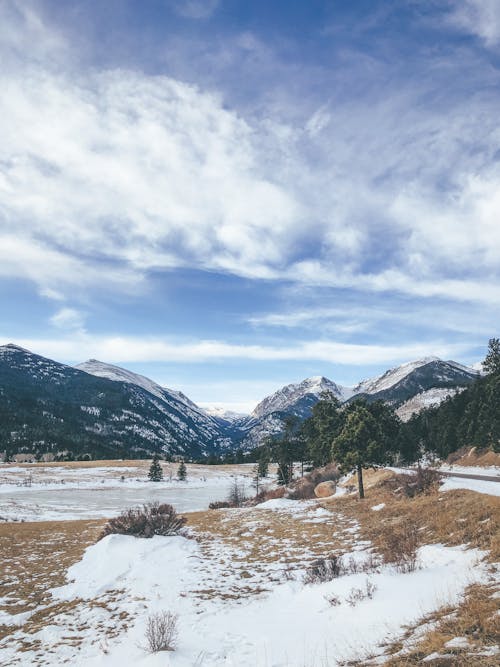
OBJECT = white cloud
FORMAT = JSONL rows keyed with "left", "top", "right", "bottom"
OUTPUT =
{"left": 3, "top": 332, "right": 471, "bottom": 367}
{"left": 0, "top": 1, "right": 500, "bottom": 309}
{"left": 50, "top": 308, "right": 86, "bottom": 332}
{"left": 447, "top": 0, "right": 500, "bottom": 47}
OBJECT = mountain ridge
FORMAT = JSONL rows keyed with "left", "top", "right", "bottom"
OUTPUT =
{"left": 0, "top": 343, "right": 480, "bottom": 458}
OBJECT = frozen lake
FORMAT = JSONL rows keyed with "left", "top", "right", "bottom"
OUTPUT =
{"left": 0, "top": 462, "right": 259, "bottom": 522}
{"left": 0, "top": 481, "right": 241, "bottom": 522}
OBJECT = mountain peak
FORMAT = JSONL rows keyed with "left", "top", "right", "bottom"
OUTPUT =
{"left": 251, "top": 375, "right": 352, "bottom": 419}
{"left": 1, "top": 343, "right": 31, "bottom": 353}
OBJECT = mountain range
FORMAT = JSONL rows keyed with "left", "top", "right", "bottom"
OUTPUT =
{"left": 0, "top": 343, "right": 480, "bottom": 460}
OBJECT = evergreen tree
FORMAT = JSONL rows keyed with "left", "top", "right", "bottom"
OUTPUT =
{"left": 331, "top": 401, "right": 399, "bottom": 498}
{"left": 483, "top": 337, "right": 500, "bottom": 375}
{"left": 148, "top": 455, "right": 163, "bottom": 482}
{"left": 257, "top": 446, "right": 270, "bottom": 478}
{"left": 177, "top": 460, "right": 187, "bottom": 481}
{"left": 303, "top": 392, "right": 344, "bottom": 467}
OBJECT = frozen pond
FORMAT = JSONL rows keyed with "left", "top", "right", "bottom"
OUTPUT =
{"left": 0, "top": 481, "right": 242, "bottom": 522}
{"left": 0, "top": 463, "right": 263, "bottom": 522}
{"left": 0, "top": 481, "right": 239, "bottom": 521}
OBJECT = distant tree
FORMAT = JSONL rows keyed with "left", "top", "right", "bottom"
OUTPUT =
{"left": 331, "top": 401, "right": 399, "bottom": 499}
{"left": 257, "top": 446, "right": 270, "bottom": 478}
{"left": 483, "top": 337, "right": 500, "bottom": 375}
{"left": 148, "top": 455, "right": 163, "bottom": 482}
{"left": 177, "top": 460, "right": 187, "bottom": 481}
{"left": 303, "top": 392, "right": 344, "bottom": 467}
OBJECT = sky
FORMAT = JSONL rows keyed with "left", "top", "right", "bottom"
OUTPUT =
{"left": 1, "top": 0, "right": 500, "bottom": 412}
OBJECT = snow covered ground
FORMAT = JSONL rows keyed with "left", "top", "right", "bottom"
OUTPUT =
{"left": 0, "top": 499, "right": 493, "bottom": 667}
{"left": 0, "top": 463, "right": 498, "bottom": 665}
{"left": 0, "top": 463, "right": 260, "bottom": 522}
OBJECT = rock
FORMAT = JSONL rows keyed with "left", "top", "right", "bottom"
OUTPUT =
{"left": 314, "top": 480, "right": 337, "bottom": 498}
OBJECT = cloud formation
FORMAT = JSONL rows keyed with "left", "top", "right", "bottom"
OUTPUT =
{"left": 1, "top": 0, "right": 500, "bottom": 311}
{"left": 447, "top": 0, "right": 500, "bottom": 47}
{"left": 2, "top": 332, "right": 470, "bottom": 367}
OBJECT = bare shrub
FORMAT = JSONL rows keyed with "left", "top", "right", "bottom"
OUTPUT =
{"left": 389, "top": 466, "right": 441, "bottom": 498}
{"left": 99, "top": 502, "right": 186, "bottom": 540}
{"left": 378, "top": 519, "right": 421, "bottom": 572}
{"left": 227, "top": 479, "right": 247, "bottom": 507}
{"left": 325, "top": 593, "right": 341, "bottom": 606}
{"left": 304, "top": 555, "right": 342, "bottom": 584}
{"left": 145, "top": 611, "right": 178, "bottom": 652}
{"left": 342, "top": 553, "right": 381, "bottom": 575}
{"left": 346, "top": 579, "right": 377, "bottom": 607}
{"left": 208, "top": 500, "right": 232, "bottom": 510}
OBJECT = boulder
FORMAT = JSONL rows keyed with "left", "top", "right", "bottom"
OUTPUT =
{"left": 314, "top": 480, "right": 336, "bottom": 498}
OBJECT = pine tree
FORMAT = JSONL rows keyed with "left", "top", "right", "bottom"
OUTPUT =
{"left": 177, "top": 460, "right": 187, "bottom": 481}
{"left": 483, "top": 337, "right": 500, "bottom": 375}
{"left": 257, "top": 447, "right": 270, "bottom": 478}
{"left": 148, "top": 455, "right": 163, "bottom": 482}
{"left": 331, "top": 401, "right": 399, "bottom": 498}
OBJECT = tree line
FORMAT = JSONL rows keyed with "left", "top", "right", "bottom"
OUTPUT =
{"left": 250, "top": 338, "right": 500, "bottom": 498}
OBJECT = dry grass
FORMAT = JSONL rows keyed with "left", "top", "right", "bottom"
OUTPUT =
{"left": 323, "top": 471, "right": 500, "bottom": 665}
{"left": 1, "top": 467, "right": 498, "bottom": 665}
{"left": 185, "top": 503, "right": 359, "bottom": 600}
{"left": 379, "top": 582, "right": 500, "bottom": 666}
{"left": 447, "top": 446, "right": 500, "bottom": 468}
{"left": 0, "top": 518, "right": 136, "bottom": 664}
{"left": 0, "top": 519, "right": 104, "bottom": 641}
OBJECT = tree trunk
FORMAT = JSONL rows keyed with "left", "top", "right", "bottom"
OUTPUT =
{"left": 357, "top": 463, "right": 365, "bottom": 499}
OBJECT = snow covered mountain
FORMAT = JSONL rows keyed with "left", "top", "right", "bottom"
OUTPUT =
{"left": 352, "top": 358, "right": 479, "bottom": 407}
{"left": 235, "top": 360, "right": 478, "bottom": 449}
{"left": 76, "top": 359, "right": 201, "bottom": 411}
{"left": 252, "top": 376, "right": 352, "bottom": 420}
{"left": 0, "top": 345, "right": 230, "bottom": 460}
{"left": 0, "top": 344, "right": 481, "bottom": 457}
{"left": 202, "top": 406, "right": 248, "bottom": 422}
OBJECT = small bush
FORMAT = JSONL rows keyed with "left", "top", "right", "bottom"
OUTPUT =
{"left": 304, "top": 555, "right": 342, "bottom": 584}
{"left": 346, "top": 579, "right": 377, "bottom": 607}
{"left": 99, "top": 502, "right": 186, "bottom": 539}
{"left": 227, "top": 479, "right": 247, "bottom": 507}
{"left": 208, "top": 500, "right": 232, "bottom": 510}
{"left": 378, "top": 519, "right": 421, "bottom": 573}
{"left": 390, "top": 466, "right": 441, "bottom": 498}
{"left": 145, "top": 611, "right": 178, "bottom": 652}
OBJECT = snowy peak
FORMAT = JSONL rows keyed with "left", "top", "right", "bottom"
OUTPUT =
{"left": 0, "top": 343, "right": 31, "bottom": 354}
{"left": 76, "top": 359, "right": 200, "bottom": 411}
{"left": 354, "top": 357, "right": 444, "bottom": 395}
{"left": 252, "top": 375, "right": 351, "bottom": 420}
{"left": 203, "top": 406, "right": 249, "bottom": 422}
{"left": 76, "top": 359, "right": 168, "bottom": 401}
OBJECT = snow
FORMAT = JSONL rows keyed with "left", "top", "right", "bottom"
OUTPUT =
{"left": 440, "top": 476, "right": 500, "bottom": 497}
{"left": 371, "top": 503, "right": 385, "bottom": 511}
{"left": 202, "top": 406, "right": 248, "bottom": 421}
{"left": 438, "top": 464, "right": 500, "bottom": 476}
{"left": 354, "top": 357, "right": 441, "bottom": 394}
{"left": 251, "top": 376, "right": 352, "bottom": 419}
{"left": 0, "top": 464, "right": 258, "bottom": 521}
{"left": 2, "top": 526, "right": 489, "bottom": 666}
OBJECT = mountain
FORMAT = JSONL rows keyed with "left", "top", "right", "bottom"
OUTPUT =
{"left": 352, "top": 358, "right": 479, "bottom": 408}
{"left": 202, "top": 406, "right": 248, "bottom": 422}
{"left": 235, "top": 361, "right": 478, "bottom": 449}
{"left": 75, "top": 359, "right": 201, "bottom": 411}
{"left": 0, "top": 345, "right": 481, "bottom": 458}
{"left": 252, "top": 376, "right": 353, "bottom": 419}
{"left": 0, "top": 345, "right": 229, "bottom": 460}
{"left": 234, "top": 376, "right": 352, "bottom": 449}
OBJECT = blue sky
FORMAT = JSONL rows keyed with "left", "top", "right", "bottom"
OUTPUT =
{"left": 1, "top": 0, "right": 500, "bottom": 411}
